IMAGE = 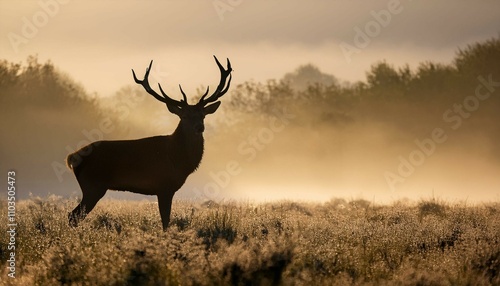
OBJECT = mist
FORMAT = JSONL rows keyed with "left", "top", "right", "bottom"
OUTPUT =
{"left": 1, "top": 38, "right": 500, "bottom": 203}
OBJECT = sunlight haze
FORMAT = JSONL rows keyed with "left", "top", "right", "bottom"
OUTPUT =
{"left": 1, "top": 0, "right": 500, "bottom": 204}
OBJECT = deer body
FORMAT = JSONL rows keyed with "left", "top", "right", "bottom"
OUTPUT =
{"left": 68, "top": 56, "right": 232, "bottom": 230}
{"left": 69, "top": 133, "right": 203, "bottom": 195}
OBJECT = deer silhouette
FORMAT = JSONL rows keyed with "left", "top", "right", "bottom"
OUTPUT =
{"left": 67, "top": 56, "right": 232, "bottom": 230}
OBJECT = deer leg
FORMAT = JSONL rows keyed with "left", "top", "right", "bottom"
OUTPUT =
{"left": 69, "top": 183, "right": 107, "bottom": 227}
{"left": 158, "top": 192, "right": 175, "bottom": 231}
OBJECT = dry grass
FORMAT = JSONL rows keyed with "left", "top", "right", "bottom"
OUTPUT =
{"left": 0, "top": 196, "right": 499, "bottom": 285}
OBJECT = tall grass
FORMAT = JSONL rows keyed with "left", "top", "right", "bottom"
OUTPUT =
{"left": 0, "top": 196, "right": 499, "bottom": 285}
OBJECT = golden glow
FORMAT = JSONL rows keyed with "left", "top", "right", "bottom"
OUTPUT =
{"left": 1, "top": 1, "right": 499, "bottom": 203}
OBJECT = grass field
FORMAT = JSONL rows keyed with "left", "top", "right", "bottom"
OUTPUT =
{"left": 1, "top": 196, "right": 499, "bottom": 285}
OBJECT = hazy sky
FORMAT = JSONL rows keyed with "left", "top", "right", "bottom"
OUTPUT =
{"left": 2, "top": 0, "right": 499, "bottom": 97}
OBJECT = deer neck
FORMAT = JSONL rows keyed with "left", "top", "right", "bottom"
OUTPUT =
{"left": 171, "top": 123, "right": 204, "bottom": 173}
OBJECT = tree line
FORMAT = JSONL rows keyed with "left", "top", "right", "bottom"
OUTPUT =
{"left": 1, "top": 37, "right": 498, "bottom": 198}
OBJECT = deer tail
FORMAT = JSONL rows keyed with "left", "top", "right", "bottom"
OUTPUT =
{"left": 66, "top": 153, "right": 78, "bottom": 171}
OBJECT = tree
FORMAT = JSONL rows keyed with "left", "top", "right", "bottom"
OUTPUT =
{"left": 282, "top": 64, "right": 338, "bottom": 91}
{"left": 0, "top": 56, "right": 106, "bottom": 198}
{"left": 454, "top": 36, "right": 500, "bottom": 77}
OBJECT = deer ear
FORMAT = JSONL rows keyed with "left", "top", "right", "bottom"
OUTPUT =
{"left": 166, "top": 102, "right": 182, "bottom": 116}
{"left": 204, "top": 101, "right": 221, "bottom": 115}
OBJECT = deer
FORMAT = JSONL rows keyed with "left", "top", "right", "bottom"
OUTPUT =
{"left": 67, "top": 56, "right": 232, "bottom": 230}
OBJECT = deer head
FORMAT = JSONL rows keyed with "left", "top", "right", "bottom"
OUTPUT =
{"left": 132, "top": 56, "right": 232, "bottom": 134}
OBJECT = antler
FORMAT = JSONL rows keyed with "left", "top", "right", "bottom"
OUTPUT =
{"left": 132, "top": 60, "right": 186, "bottom": 106}
{"left": 198, "top": 55, "right": 232, "bottom": 106}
